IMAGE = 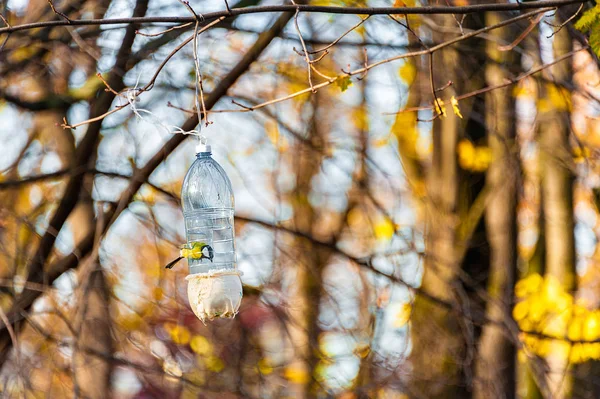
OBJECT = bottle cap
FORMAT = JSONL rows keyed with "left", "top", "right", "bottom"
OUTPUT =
{"left": 196, "top": 136, "right": 211, "bottom": 154}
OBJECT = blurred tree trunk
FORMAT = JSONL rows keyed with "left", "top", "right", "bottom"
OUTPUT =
{"left": 408, "top": 19, "right": 466, "bottom": 398}
{"left": 353, "top": 74, "right": 376, "bottom": 399}
{"left": 286, "top": 93, "right": 328, "bottom": 399}
{"left": 472, "top": 11, "right": 519, "bottom": 399}
{"left": 538, "top": 17, "right": 576, "bottom": 399}
{"left": 72, "top": 259, "right": 113, "bottom": 399}
{"left": 71, "top": 164, "right": 113, "bottom": 399}
{"left": 408, "top": 13, "right": 490, "bottom": 398}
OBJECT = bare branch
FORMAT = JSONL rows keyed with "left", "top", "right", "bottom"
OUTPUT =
{"left": 0, "top": 0, "right": 587, "bottom": 35}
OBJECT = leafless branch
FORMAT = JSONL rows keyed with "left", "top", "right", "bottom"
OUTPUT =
{"left": 546, "top": 3, "right": 583, "bottom": 38}
{"left": 0, "top": 0, "right": 586, "bottom": 35}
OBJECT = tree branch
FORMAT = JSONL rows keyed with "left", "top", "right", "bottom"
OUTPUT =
{"left": 0, "top": 0, "right": 586, "bottom": 35}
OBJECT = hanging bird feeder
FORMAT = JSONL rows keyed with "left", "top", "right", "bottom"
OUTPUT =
{"left": 168, "top": 139, "right": 242, "bottom": 323}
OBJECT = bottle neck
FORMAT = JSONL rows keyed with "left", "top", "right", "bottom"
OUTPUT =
{"left": 196, "top": 140, "right": 211, "bottom": 154}
{"left": 196, "top": 151, "right": 212, "bottom": 158}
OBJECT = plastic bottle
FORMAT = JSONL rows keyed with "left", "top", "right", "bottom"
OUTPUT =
{"left": 181, "top": 142, "right": 242, "bottom": 322}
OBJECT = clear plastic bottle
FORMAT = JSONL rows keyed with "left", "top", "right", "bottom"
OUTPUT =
{"left": 181, "top": 144, "right": 236, "bottom": 275}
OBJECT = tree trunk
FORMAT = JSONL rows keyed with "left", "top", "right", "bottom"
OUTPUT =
{"left": 409, "top": 13, "right": 489, "bottom": 398}
{"left": 408, "top": 24, "right": 465, "bottom": 397}
{"left": 72, "top": 260, "right": 113, "bottom": 399}
{"left": 473, "top": 11, "right": 519, "bottom": 399}
{"left": 538, "top": 17, "right": 576, "bottom": 398}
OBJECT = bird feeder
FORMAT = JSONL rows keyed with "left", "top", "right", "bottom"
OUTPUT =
{"left": 179, "top": 140, "right": 242, "bottom": 323}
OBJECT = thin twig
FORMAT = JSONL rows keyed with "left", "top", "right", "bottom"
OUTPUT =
{"left": 0, "top": 13, "right": 9, "bottom": 27}
{"left": 308, "top": 15, "right": 369, "bottom": 55}
{"left": 178, "top": 0, "right": 203, "bottom": 22}
{"left": 47, "top": 0, "right": 71, "bottom": 23}
{"left": 61, "top": 104, "right": 129, "bottom": 129}
{"left": 293, "top": 8, "right": 315, "bottom": 92}
{"left": 498, "top": 13, "right": 544, "bottom": 51}
{"left": 96, "top": 72, "right": 120, "bottom": 95}
{"left": 231, "top": 99, "right": 254, "bottom": 111}
{"left": 546, "top": 3, "right": 583, "bottom": 38}
{"left": 136, "top": 22, "right": 193, "bottom": 37}
{"left": 435, "top": 80, "right": 453, "bottom": 92}
{"left": 357, "top": 48, "right": 369, "bottom": 81}
{"left": 142, "top": 17, "right": 223, "bottom": 93}
{"left": 167, "top": 101, "right": 196, "bottom": 114}
{"left": 0, "top": 33, "right": 9, "bottom": 54}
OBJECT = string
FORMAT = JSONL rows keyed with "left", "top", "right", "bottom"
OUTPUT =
{"left": 192, "top": 19, "right": 208, "bottom": 153}
{"left": 123, "top": 75, "right": 202, "bottom": 138}
{"left": 123, "top": 14, "right": 211, "bottom": 146}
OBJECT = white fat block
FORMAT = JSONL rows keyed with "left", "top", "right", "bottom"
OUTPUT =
{"left": 186, "top": 273, "right": 243, "bottom": 323}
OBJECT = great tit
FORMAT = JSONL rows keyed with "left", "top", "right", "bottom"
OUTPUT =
{"left": 165, "top": 241, "right": 214, "bottom": 269}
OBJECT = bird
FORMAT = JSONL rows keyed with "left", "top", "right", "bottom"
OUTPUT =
{"left": 165, "top": 241, "right": 214, "bottom": 269}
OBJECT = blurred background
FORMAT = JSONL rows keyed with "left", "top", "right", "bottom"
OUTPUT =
{"left": 0, "top": 0, "right": 598, "bottom": 397}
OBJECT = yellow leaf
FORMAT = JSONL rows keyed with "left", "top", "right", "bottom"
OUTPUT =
{"left": 569, "top": 343, "right": 587, "bottom": 363}
{"left": 536, "top": 339, "right": 551, "bottom": 357}
{"left": 120, "top": 313, "right": 143, "bottom": 330}
{"left": 434, "top": 98, "right": 446, "bottom": 117}
{"left": 190, "top": 335, "right": 212, "bottom": 356}
{"left": 69, "top": 73, "right": 109, "bottom": 101}
{"left": 352, "top": 108, "right": 369, "bottom": 131}
{"left": 373, "top": 137, "right": 390, "bottom": 148}
{"left": 513, "top": 83, "right": 534, "bottom": 99}
{"left": 538, "top": 84, "right": 571, "bottom": 112}
{"left": 354, "top": 344, "right": 371, "bottom": 358}
{"left": 265, "top": 120, "right": 288, "bottom": 152}
{"left": 398, "top": 61, "right": 417, "bottom": 86}
{"left": 167, "top": 324, "right": 191, "bottom": 345}
{"left": 472, "top": 146, "right": 492, "bottom": 171}
{"left": 206, "top": 356, "right": 225, "bottom": 372}
{"left": 394, "top": 303, "right": 412, "bottom": 327}
{"left": 568, "top": 318, "right": 583, "bottom": 341}
{"left": 373, "top": 218, "right": 395, "bottom": 241}
{"left": 528, "top": 298, "right": 546, "bottom": 323}
{"left": 392, "top": 111, "right": 419, "bottom": 159}
{"left": 543, "top": 275, "right": 564, "bottom": 300}
{"left": 458, "top": 139, "right": 491, "bottom": 171}
{"left": 336, "top": 76, "right": 353, "bottom": 92}
{"left": 588, "top": 343, "right": 600, "bottom": 360}
{"left": 9, "top": 44, "right": 40, "bottom": 63}
{"left": 283, "top": 365, "right": 309, "bottom": 384}
{"left": 457, "top": 139, "right": 475, "bottom": 170}
{"left": 573, "top": 145, "right": 591, "bottom": 163}
{"left": 584, "top": 312, "right": 600, "bottom": 341}
{"left": 515, "top": 274, "right": 543, "bottom": 298}
{"left": 513, "top": 301, "right": 529, "bottom": 322}
{"left": 450, "top": 96, "right": 463, "bottom": 119}
{"left": 392, "top": 0, "right": 421, "bottom": 27}
{"left": 257, "top": 358, "right": 273, "bottom": 375}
